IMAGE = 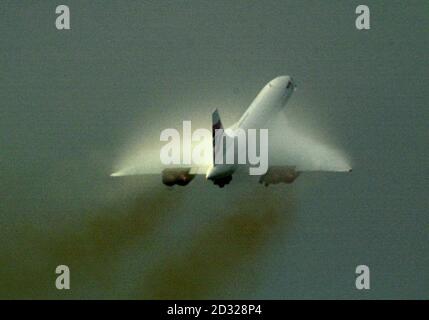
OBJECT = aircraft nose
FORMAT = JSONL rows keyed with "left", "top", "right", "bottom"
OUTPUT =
{"left": 269, "top": 76, "right": 291, "bottom": 88}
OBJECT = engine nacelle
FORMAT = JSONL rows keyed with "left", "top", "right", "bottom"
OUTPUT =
{"left": 212, "top": 175, "right": 233, "bottom": 188}
{"left": 162, "top": 168, "right": 196, "bottom": 187}
{"left": 259, "top": 166, "right": 300, "bottom": 186}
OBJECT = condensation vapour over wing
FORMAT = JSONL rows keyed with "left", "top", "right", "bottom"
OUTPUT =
{"left": 112, "top": 109, "right": 352, "bottom": 177}
{"left": 268, "top": 112, "right": 352, "bottom": 172}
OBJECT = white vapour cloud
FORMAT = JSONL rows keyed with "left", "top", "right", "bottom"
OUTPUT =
{"left": 111, "top": 111, "right": 352, "bottom": 177}
{"left": 268, "top": 114, "right": 351, "bottom": 172}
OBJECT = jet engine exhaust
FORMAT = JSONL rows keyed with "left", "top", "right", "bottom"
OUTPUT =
{"left": 162, "top": 168, "right": 196, "bottom": 187}
{"left": 212, "top": 175, "right": 233, "bottom": 188}
{"left": 259, "top": 166, "right": 300, "bottom": 187}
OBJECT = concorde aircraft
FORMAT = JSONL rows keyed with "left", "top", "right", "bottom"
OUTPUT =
{"left": 111, "top": 76, "right": 351, "bottom": 187}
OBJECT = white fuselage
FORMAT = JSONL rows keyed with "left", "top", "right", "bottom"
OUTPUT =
{"left": 206, "top": 75, "right": 296, "bottom": 179}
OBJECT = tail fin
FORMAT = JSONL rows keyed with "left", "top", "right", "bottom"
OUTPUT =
{"left": 212, "top": 109, "right": 224, "bottom": 166}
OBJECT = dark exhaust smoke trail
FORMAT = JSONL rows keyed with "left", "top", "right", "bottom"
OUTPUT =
{"left": 136, "top": 188, "right": 296, "bottom": 299}
{"left": 1, "top": 177, "right": 296, "bottom": 299}
{"left": 0, "top": 188, "right": 186, "bottom": 299}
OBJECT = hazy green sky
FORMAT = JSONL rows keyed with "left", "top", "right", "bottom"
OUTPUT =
{"left": 1, "top": 1, "right": 428, "bottom": 298}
